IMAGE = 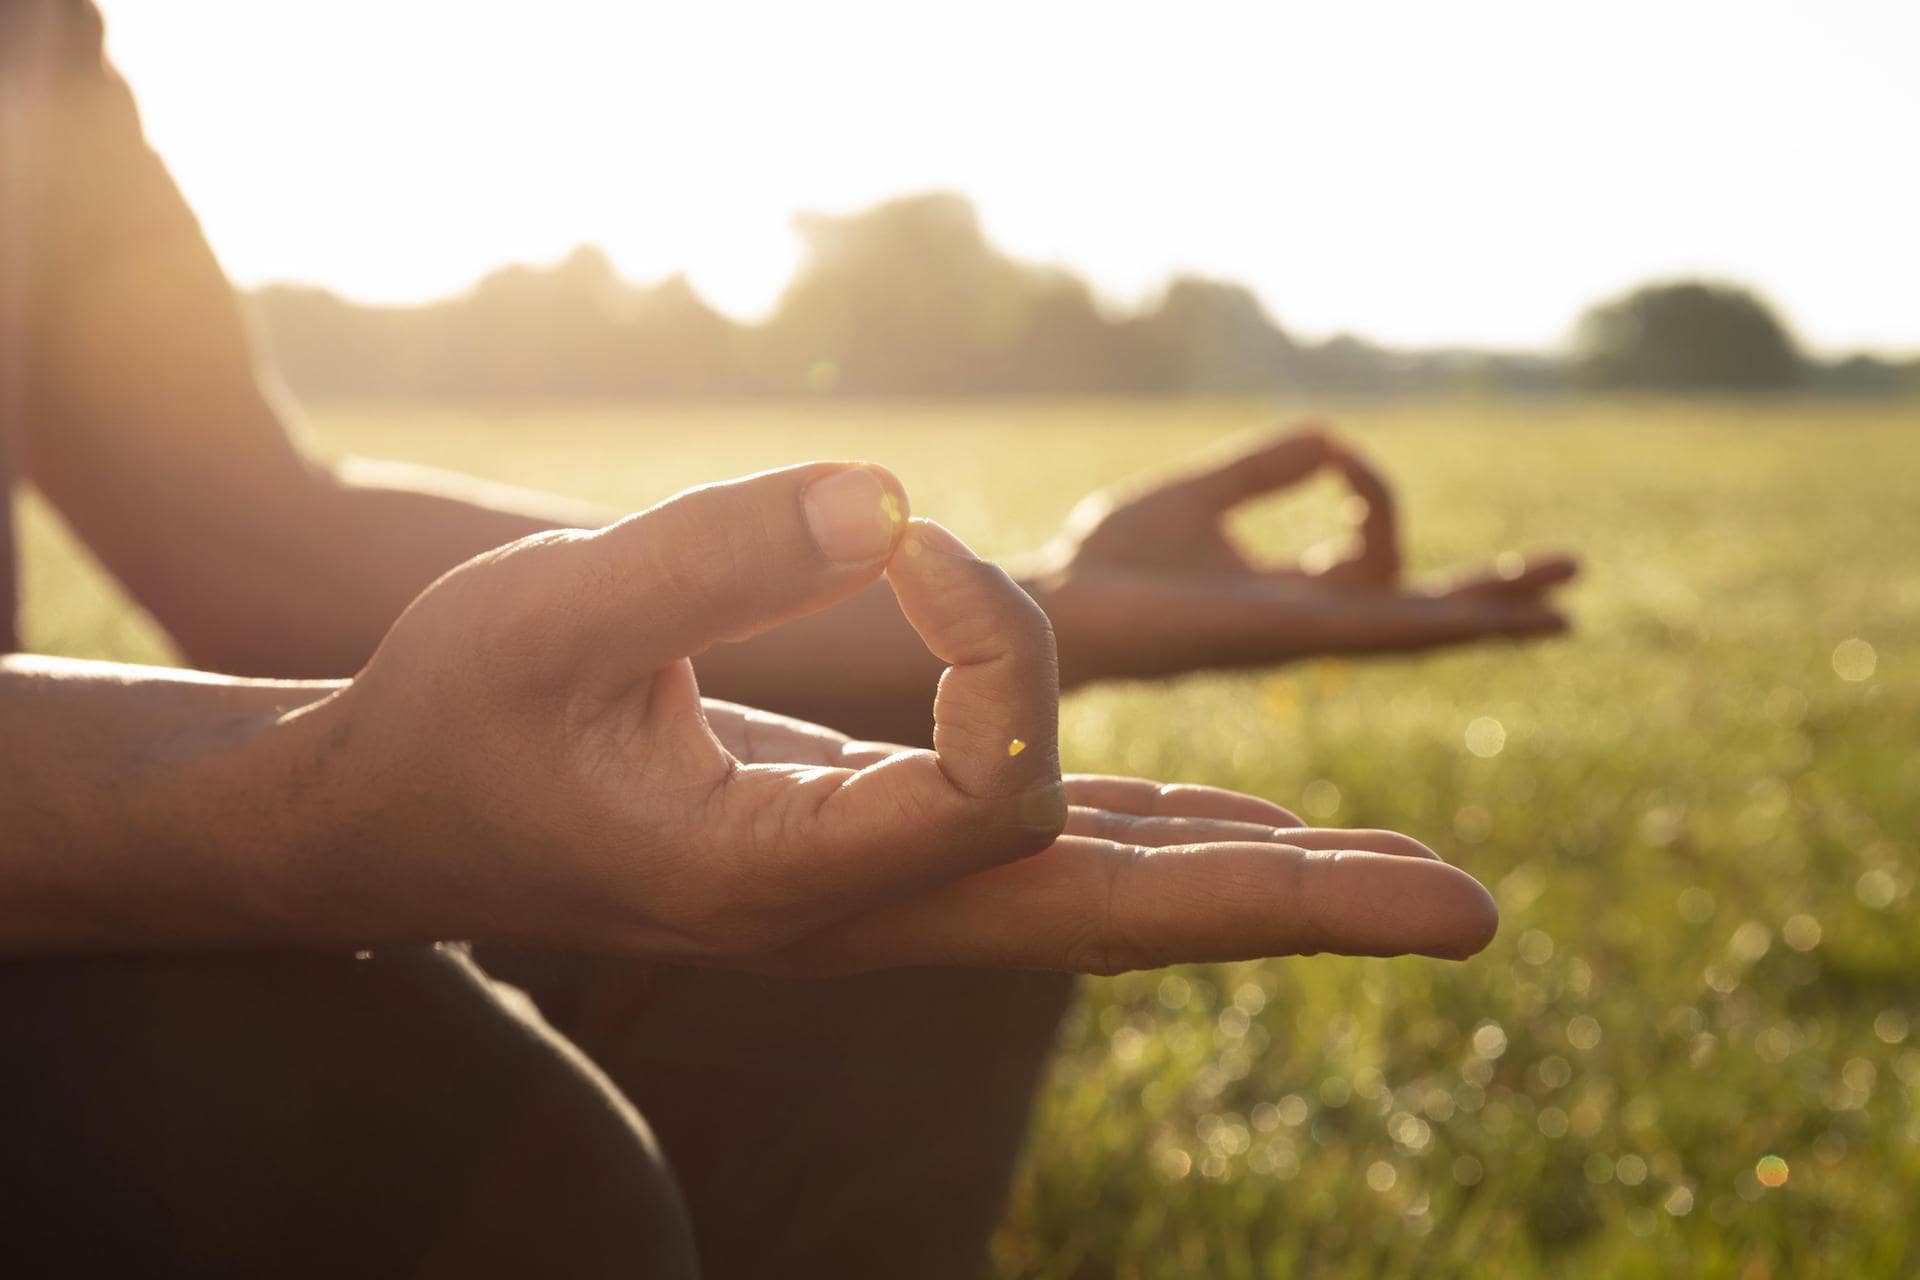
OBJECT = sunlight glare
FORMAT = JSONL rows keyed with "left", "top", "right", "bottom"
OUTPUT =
{"left": 94, "top": 0, "right": 1920, "bottom": 353}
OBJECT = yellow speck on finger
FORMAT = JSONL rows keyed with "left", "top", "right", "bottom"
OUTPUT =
{"left": 1007, "top": 738, "right": 1027, "bottom": 757}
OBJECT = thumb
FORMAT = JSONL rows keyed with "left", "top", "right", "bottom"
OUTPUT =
{"left": 574, "top": 462, "right": 909, "bottom": 678}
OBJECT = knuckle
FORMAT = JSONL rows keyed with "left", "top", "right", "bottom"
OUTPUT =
{"left": 1286, "top": 850, "right": 1332, "bottom": 957}
{"left": 1060, "top": 846, "right": 1146, "bottom": 976}
{"left": 426, "top": 533, "right": 591, "bottom": 677}
{"left": 927, "top": 561, "right": 1057, "bottom": 667}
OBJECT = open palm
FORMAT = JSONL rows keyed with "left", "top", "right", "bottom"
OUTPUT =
{"left": 702, "top": 698, "right": 1495, "bottom": 976}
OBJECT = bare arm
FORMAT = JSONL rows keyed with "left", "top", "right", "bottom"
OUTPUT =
{"left": 24, "top": 283, "right": 946, "bottom": 738}
{"left": 20, "top": 223, "right": 583, "bottom": 677}
{"left": 0, "top": 654, "right": 335, "bottom": 949}
{"left": 0, "top": 470, "right": 1495, "bottom": 968}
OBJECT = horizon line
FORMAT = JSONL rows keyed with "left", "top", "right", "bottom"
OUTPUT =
{"left": 237, "top": 247, "right": 1920, "bottom": 366}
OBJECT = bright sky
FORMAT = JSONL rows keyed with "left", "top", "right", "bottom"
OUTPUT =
{"left": 99, "top": 0, "right": 1920, "bottom": 356}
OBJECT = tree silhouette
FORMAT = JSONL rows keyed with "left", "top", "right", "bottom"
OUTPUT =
{"left": 759, "top": 192, "right": 1078, "bottom": 394}
{"left": 1573, "top": 281, "right": 1803, "bottom": 390}
{"left": 245, "top": 196, "right": 1883, "bottom": 402}
{"left": 1130, "top": 277, "right": 1297, "bottom": 394}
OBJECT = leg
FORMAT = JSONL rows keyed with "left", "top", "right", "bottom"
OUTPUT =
{"left": 486, "top": 951, "right": 1075, "bottom": 1280}
{"left": 0, "top": 944, "right": 697, "bottom": 1279}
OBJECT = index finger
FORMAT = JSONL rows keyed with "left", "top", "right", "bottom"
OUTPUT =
{"left": 767, "top": 517, "right": 1067, "bottom": 913}
{"left": 1158, "top": 424, "right": 1336, "bottom": 510}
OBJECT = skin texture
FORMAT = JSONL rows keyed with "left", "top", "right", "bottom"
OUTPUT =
{"left": 1, "top": 465, "right": 1496, "bottom": 969}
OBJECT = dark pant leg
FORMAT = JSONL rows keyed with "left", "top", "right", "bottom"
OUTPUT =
{"left": 0, "top": 945, "right": 697, "bottom": 1279}
{"left": 484, "top": 953, "right": 1075, "bottom": 1280}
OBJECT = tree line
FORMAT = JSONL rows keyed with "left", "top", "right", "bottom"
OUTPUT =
{"left": 247, "top": 192, "right": 1919, "bottom": 399}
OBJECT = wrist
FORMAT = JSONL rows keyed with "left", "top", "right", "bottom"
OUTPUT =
{"left": 130, "top": 680, "right": 367, "bottom": 945}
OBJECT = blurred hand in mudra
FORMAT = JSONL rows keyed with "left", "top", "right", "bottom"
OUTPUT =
{"left": 1036, "top": 425, "right": 1578, "bottom": 685}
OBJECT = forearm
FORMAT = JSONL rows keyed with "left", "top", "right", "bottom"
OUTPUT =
{"left": 0, "top": 655, "right": 339, "bottom": 950}
{"left": 153, "top": 455, "right": 594, "bottom": 679}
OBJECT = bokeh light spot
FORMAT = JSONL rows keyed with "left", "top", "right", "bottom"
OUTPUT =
{"left": 1465, "top": 716, "right": 1506, "bottom": 758}
{"left": 1518, "top": 929, "right": 1554, "bottom": 965}
{"left": 1831, "top": 637, "right": 1877, "bottom": 682}
{"left": 1782, "top": 913, "right": 1822, "bottom": 951}
{"left": 1301, "top": 779, "right": 1342, "bottom": 820}
{"left": 1728, "top": 920, "right": 1773, "bottom": 964}
{"left": 1453, "top": 803, "right": 1492, "bottom": 842}
{"left": 1677, "top": 887, "right": 1716, "bottom": 924}
{"left": 1856, "top": 869, "right": 1898, "bottom": 910}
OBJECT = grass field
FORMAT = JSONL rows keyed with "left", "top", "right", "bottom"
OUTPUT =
{"left": 19, "top": 396, "right": 1920, "bottom": 1277}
